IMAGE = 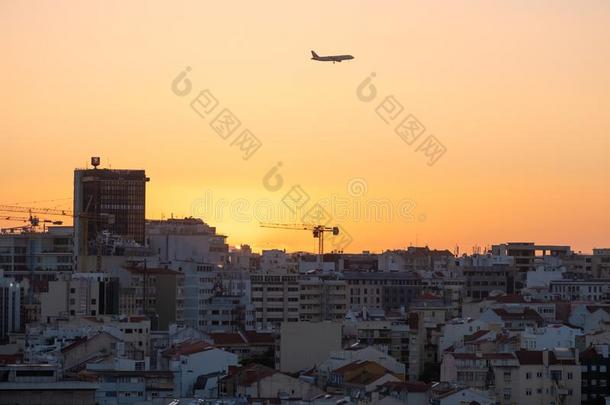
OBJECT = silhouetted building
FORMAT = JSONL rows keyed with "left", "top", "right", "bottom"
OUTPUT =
{"left": 73, "top": 159, "right": 149, "bottom": 258}
{"left": 0, "top": 275, "right": 21, "bottom": 343}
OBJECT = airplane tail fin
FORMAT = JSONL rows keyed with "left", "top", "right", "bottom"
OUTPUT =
{"left": 311, "top": 50, "right": 319, "bottom": 58}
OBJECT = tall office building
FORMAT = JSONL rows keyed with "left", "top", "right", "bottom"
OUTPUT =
{"left": 0, "top": 274, "right": 21, "bottom": 343}
{"left": 73, "top": 157, "right": 149, "bottom": 257}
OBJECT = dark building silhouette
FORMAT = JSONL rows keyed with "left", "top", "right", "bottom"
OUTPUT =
{"left": 73, "top": 158, "right": 149, "bottom": 257}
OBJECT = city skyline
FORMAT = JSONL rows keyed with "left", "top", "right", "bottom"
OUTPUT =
{"left": 1, "top": 0, "right": 609, "bottom": 253}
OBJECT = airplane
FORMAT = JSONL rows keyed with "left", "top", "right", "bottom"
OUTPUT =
{"left": 310, "top": 50, "right": 354, "bottom": 63}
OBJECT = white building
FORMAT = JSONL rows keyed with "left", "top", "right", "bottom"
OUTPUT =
{"left": 319, "top": 346, "right": 406, "bottom": 380}
{"left": 550, "top": 279, "right": 610, "bottom": 301}
{"left": 526, "top": 263, "right": 566, "bottom": 288}
{"left": 146, "top": 218, "right": 228, "bottom": 266}
{"left": 173, "top": 261, "right": 250, "bottom": 330}
{"left": 569, "top": 304, "right": 610, "bottom": 332}
{"left": 260, "top": 249, "right": 297, "bottom": 273}
{"left": 162, "top": 341, "right": 238, "bottom": 398}
{"left": 520, "top": 324, "right": 583, "bottom": 350}
{"left": 438, "top": 318, "right": 488, "bottom": 355}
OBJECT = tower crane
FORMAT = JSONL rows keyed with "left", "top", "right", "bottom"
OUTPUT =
{"left": 259, "top": 223, "right": 339, "bottom": 269}
{"left": 0, "top": 204, "right": 113, "bottom": 273}
{"left": 1, "top": 214, "right": 63, "bottom": 233}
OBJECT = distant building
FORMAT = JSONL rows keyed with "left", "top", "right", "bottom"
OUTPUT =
{"left": 175, "top": 262, "right": 250, "bottom": 330}
{"left": 92, "top": 369, "right": 174, "bottom": 405}
{"left": 221, "top": 363, "right": 325, "bottom": 400}
{"left": 378, "top": 247, "right": 453, "bottom": 273}
{"left": 0, "top": 363, "right": 97, "bottom": 404}
{"left": 260, "top": 249, "right": 296, "bottom": 273}
{"left": 73, "top": 162, "right": 149, "bottom": 259}
{"left": 39, "top": 272, "right": 119, "bottom": 323}
{"left": 550, "top": 279, "right": 610, "bottom": 301}
{"left": 161, "top": 340, "right": 238, "bottom": 398}
{"left": 199, "top": 294, "right": 253, "bottom": 332}
{"left": 343, "top": 271, "right": 421, "bottom": 311}
{"left": 119, "top": 265, "right": 184, "bottom": 331}
{"left": 521, "top": 324, "right": 583, "bottom": 350}
{"left": 0, "top": 274, "right": 21, "bottom": 343}
{"left": 146, "top": 217, "right": 228, "bottom": 266}
{"left": 250, "top": 273, "right": 299, "bottom": 330}
{"left": 479, "top": 307, "right": 545, "bottom": 331}
{"left": 278, "top": 322, "right": 342, "bottom": 373}
{"left": 0, "top": 226, "right": 73, "bottom": 286}
{"left": 491, "top": 242, "right": 571, "bottom": 288}
{"left": 228, "top": 244, "right": 259, "bottom": 272}
{"left": 580, "top": 344, "right": 610, "bottom": 404}
{"left": 492, "top": 349, "right": 581, "bottom": 405}
{"left": 299, "top": 274, "right": 348, "bottom": 322}
{"left": 463, "top": 265, "right": 516, "bottom": 299}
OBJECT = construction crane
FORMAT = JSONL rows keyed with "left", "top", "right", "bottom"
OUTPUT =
{"left": 0, "top": 204, "right": 113, "bottom": 273}
{"left": 1, "top": 214, "right": 63, "bottom": 233}
{"left": 0, "top": 204, "right": 72, "bottom": 217}
{"left": 259, "top": 223, "right": 339, "bottom": 269}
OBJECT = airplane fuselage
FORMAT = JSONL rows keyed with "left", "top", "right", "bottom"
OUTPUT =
{"left": 311, "top": 51, "right": 354, "bottom": 63}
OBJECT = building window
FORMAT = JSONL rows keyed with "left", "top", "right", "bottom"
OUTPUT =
{"left": 526, "top": 372, "right": 532, "bottom": 379}
{"left": 567, "top": 372, "right": 573, "bottom": 380}
{"left": 526, "top": 389, "right": 532, "bottom": 396}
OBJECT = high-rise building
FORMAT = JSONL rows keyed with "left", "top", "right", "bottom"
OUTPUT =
{"left": 0, "top": 274, "right": 21, "bottom": 343}
{"left": 73, "top": 158, "right": 149, "bottom": 258}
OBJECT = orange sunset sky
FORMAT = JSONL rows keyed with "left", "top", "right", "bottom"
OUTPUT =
{"left": 1, "top": 1, "right": 609, "bottom": 254}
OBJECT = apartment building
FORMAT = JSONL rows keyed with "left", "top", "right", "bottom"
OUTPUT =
{"left": 199, "top": 295, "right": 254, "bottom": 332}
{"left": 344, "top": 271, "right": 421, "bottom": 310}
{"left": 116, "top": 266, "right": 184, "bottom": 331}
{"left": 146, "top": 217, "right": 229, "bottom": 266}
{"left": 492, "top": 349, "right": 581, "bottom": 405}
{"left": 348, "top": 314, "right": 425, "bottom": 380}
{"left": 177, "top": 262, "right": 250, "bottom": 330}
{"left": 299, "top": 274, "right": 347, "bottom": 322}
{"left": 441, "top": 351, "right": 518, "bottom": 390}
{"left": 39, "top": 272, "right": 120, "bottom": 323}
{"left": 580, "top": 344, "right": 610, "bottom": 404}
{"left": 250, "top": 273, "right": 299, "bottom": 330}
{"left": 463, "top": 265, "right": 517, "bottom": 299}
{"left": 549, "top": 278, "right": 610, "bottom": 301}
{"left": 0, "top": 226, "right": 73, "bottom": 284}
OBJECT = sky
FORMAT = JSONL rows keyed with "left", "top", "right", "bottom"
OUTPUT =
{"left": 1, "top": 0, "right": 609, "bottom": 254}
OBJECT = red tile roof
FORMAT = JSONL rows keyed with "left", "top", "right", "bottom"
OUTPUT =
{"left": 162, "top": 340, "right": 213, "bottom": 359}
{"left": 463, "top": 330, "right": 490, "bottom": 342}
{"left": 515, "top": 350, "right": 577, "bottom": 365}
{"left": 242, "top": 331, "right": 275, "bottom": 344}
{"left": 225, "top": 364, "right": 276, "bottom": 385}
{"left": 210, "top": 332, "right": 246, "bottom": 345}
{"left": 492, "top": 308, "right": 544, "bottom": 322}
